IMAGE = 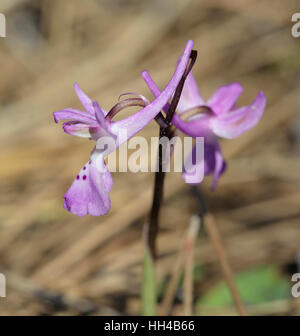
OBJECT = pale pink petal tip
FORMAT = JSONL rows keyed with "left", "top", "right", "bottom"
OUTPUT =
{"left": 211, "top": 90, "right": 266, "bottom": 139}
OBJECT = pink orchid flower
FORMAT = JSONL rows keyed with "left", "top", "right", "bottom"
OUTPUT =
{"left": 54, "top": 40, "right": 194, "bottom": 216}
{"left": 142, "top": 71, "right": 266, "bottom": 190}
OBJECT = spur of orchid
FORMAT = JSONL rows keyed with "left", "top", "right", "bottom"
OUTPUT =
{"left": 54, "top": 40, "right": 194, "bottom": 217}
{"left": 142, "top": 71, "right": 266, "bottom": 189}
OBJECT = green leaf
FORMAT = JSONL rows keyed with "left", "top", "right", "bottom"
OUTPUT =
{"left": 141, "top": 246, "right": 157, "bottom": 316}
{"left": 197, "top": 265, "right": 290, "bottom": 309}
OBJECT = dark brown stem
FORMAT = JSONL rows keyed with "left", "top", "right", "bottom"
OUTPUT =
{"left": 146, "top": 50, "right": 198, "bottom": 260}
{"left": 147, "top": 127, "right": 174, "bottom": 259}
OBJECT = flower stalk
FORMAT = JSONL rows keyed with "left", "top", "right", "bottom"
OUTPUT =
{"left": 141, "top": 50, "right": 197, "bottom": 315}
{"left": 145, "top": 50, "right": 198, "bottom": 260}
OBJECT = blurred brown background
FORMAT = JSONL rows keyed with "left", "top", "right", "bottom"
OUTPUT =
{"left": 0, "top": 0, "right": 300, "bottom": 315}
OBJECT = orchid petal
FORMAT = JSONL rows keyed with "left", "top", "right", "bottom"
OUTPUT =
{"left": 92, "top": 101, "right": 118, "bottom": 141}
{"left": 63, "top": 121, "right": 100, "bottom": 138}
{"left": 63, "top": 150, "right": 113, "bottom": 217}
{"left": 211, "top": 91, "right": 266, "bottom": 139}
{"left": 203, "top": 138, "right": 226, "bottom": 190}
{"left": 141, "top": 70, "right": 211, "bottom": 138}
{"left": 207, "top": 83, "right": 243, "bottom": 116}
{"left": 53, "top": 108, "right": 97, "bottom": 125}
{"left": 109, "top": 40, "right": 194, "bottom": 146}
{"left": 182, "top": 141, "right": 204, "bottom": 184}
{"left": 141, "top": 72, "right": 170, "bottom": 115}
{"left": 177, "top": 73, "right": 205, "bottom": 113}
{"left": 93, "top": 101, "right": 106, "bottom": 126}
{"left": 74, "top": 83, "right": 95, "bottom": 115}
{"left": 211, "top": 142, "right": 226, "bottom": 191}
{"left": 172, "top": 112, "right": 211, "bottom": 138}
{"left": 182, "top": 137, "right": 225, "bottom": 188}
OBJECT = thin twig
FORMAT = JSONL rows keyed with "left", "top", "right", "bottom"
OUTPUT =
{"left": 159, "top": 248, "right": 185, "bottom": 315}
{"left": 183, "top": 215, "right": 201, "bottom": 316}
{"left": 159, "top": 215, "right": 200, "bottom": 316}
{"left": 204, "top": 213, "right": 247, "bottom": 316}
{"left": 191, "top": 186, "right": 247, "bottom": 316}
